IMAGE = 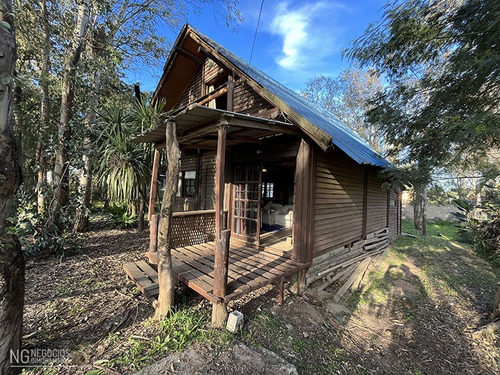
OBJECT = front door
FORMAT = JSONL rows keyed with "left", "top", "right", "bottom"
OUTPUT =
{"left": 232, "top": 164, "right": 262, "bottom": 243}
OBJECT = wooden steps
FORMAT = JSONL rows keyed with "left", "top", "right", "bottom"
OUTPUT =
{"left": 123, "top": 260, "right": 159, "bottom": 304}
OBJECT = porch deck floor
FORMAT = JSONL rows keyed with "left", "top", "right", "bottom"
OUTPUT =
{"left": 125, "top": 240, "right": 308, "bottom": 304}
{"left": 259, "top": 227, "right": 293, "bottom": 253}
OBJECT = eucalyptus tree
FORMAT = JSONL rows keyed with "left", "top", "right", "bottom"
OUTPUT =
{"left": 345, "top": 0, "right": 500, "bottom": 175}
{"left": 302, "top": 67, "right": 384, "bottom": 152}
{"left": 71, "top": 0, "right": 242, "bottom": 232}
{"left": 0, "top": 0, "right": 24, "bottom": 372}
{"left": 48, "top": 0, "right": 91, "bottom": 231}
{"left": 345, "top": 0, "right": 500, "bottom": 233}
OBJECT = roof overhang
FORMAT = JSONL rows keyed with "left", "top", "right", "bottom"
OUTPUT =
{"left": 132, "top": 105, "right": 299, "bottom": 149}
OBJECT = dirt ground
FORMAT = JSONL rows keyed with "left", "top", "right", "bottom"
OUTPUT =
{"left": 21, "top": 221, "right": 500, "bottom": 374}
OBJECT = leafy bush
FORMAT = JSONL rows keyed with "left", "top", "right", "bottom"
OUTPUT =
{"left": 11, "top": 197, "right": 81, "bottom": 257}
{"left": 107, "top": 204, "right": 137, "bottom": 228}
{"left": 454, "top": 195, "right": 500, "bottom": 262}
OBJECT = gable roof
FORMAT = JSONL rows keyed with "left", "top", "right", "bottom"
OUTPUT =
{"left": 154, "top": 25, "right": 390, "bottom": 168}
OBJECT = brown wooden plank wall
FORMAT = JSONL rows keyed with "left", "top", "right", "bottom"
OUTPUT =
{"left": 180, "top": 151, "right": 198, "bottom": 172}
{"left": 366, "top": 168, "right": 387, "bottom": 234}
{"left": 176, "top": 67, "right": 202, "bottom": 108}
{"left": 233, "top": 82, "right": 275, "bottom": 117}
{"left": 204, "top": 58, "right": 226, "bottom": 83}
{"left": 174, "top": 151, "right": 199, "bottom": 211}
{"left": 200, "top": 150, "right": 216, "bottom": 210}
{"left": 313, "top": 152, "right": 364, "bottom": 257}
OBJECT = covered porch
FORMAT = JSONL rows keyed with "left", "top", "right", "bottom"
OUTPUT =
{"left": 125, "top": 105, "right": 315, "bottom": 323}
{"left": 124, "top": 237, "right": 308, "bottom": 306}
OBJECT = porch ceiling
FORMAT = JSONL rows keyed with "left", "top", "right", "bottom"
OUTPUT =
{"left": 132, "top": 105, "right": 299, "bottom": 148}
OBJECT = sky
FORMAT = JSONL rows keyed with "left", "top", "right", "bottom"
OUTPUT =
{"left": 128, "top": 0, "right": 389, "bottom": 93}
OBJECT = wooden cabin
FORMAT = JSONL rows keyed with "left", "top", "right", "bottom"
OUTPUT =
{"left": 124, "top": 25, "right": 401, "bottom": 321}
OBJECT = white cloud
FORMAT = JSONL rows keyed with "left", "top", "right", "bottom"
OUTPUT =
{"left": 269, "top": 1, "right": 344, "bottom": 70}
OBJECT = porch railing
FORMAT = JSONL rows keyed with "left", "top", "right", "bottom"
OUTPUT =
{"left": 171, "top": 210, "right": 216, "bottom": 248}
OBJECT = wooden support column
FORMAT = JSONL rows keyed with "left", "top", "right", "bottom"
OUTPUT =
{"left": 293, "top": 138, "right": 315, "bottom": 263}
{"left": 292, "top": 138, "right": 315, "bottom": 295}
{"left": 212, "top": 123, "right": 228, "bottom": 327}
{"left": 215, "top": 124, "right": 227, "bottom": 239}
{"left": 149, "top": 214, "right": 159, "bottom": 254}
{"left": 278, "top": 278, "right": 285, "bottom": 306}
{"left": 148, "top": 148, "right": 161, "bottom": 219}
{"left": 212, "top": 229, "right": 230, "bottom": 327}
{"left": 362, "top": 166, "right": 368, "bottom": 239}
{"left": 227, "top": 75, "right": 234, "bottom": 111}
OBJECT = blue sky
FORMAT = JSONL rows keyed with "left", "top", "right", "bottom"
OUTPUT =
{"left": 129, "top": 0, "right": 388, "bottom": 93}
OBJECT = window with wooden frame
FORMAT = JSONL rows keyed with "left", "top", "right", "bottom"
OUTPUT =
{"left": 262, "top": 182, "right": 274, "bottom": 199}
{"left": 177, "top": 171, "right": 197, "bottom": 198}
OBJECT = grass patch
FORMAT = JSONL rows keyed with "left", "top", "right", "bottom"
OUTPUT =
{"left": 392, "top": 220, "right": 500, "bottom": 302}
{"left": 106, "top": 307, "right": 210, "bottom": 372}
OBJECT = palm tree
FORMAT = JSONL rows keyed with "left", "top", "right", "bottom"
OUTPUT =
{"left": 96, "top": 103, "right": 151, "bottom": 229}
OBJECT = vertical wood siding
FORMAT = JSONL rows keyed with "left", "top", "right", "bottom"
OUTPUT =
{"left": 313, "top": 152, "right": 364, "bottom": 256}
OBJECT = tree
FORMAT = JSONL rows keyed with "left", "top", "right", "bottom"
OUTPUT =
{"left": 345, "top": 0, "right": 500, "bottom": 174}
{"left": 0, "top": 0, "right": 24, "bottom": 372}
{"left": 155, "top": 121, "right": 180, "bottom": 319}
{"left": 96, "top": 103, "right": 151, "bottom": 212}
{"left": 302, "top": 67, "right": 384, "bottom": 152}
{"left": 36, "top": 0, "right": 51, "bottom": 215}
{"left": 48, "top": 0, "right": 91, "bottom": 230}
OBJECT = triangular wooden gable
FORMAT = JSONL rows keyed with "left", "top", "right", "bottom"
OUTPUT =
{"left": 153, "top": 26, "right": 280, "bottom": 123}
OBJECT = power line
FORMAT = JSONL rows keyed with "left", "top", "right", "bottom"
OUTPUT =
{"left": 249, "top": 0, "right": 265, "bottom": 64}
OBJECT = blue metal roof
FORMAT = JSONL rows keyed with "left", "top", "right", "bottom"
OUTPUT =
{"left": 191, "top": 27, "right": 390, "bottom": 168}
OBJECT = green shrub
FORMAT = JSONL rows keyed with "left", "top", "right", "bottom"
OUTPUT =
{"left": 11, "top": 197, "right": 81, "bottom": 257}
{"left": 454, "top": 195, "right": 500, "bottom": 262}
{"left": 107, "top": 204, "right": 137, "bottom": 228}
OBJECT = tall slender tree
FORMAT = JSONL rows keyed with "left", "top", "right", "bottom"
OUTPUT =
{"left": 0, "top": 0, "right": 24, "bottom": 372}
{"left": 156, "top": 121, "right": 180, "bottom": 319}
{"left": 48, "top": 0, "right": 90, "bottom": 230}
{"left": 36, "top": 0, "right": 51, "bottom": 215}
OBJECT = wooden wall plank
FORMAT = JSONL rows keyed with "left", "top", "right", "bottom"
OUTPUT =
{"left": 293, "top": 138, "right": 315, "bottom": 262}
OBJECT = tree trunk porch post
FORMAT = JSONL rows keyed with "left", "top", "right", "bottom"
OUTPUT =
{"left": 147, "top": 148, "right": 161, "bottom": 260}
{"left": 212, "top": 123, "right": 229, "bottom": 327}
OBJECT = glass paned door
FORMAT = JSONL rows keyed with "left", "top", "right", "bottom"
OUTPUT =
{"left": 232, "top": 165, "right": 262, "bottom": 243}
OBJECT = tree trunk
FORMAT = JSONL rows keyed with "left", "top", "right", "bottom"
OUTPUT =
{"left": 73, "top": 110, "right": 94, "bottom": 233}
{"left": 0, "top": 2, "right": 25, "bottom": 372}
{"left": 422, "top": 184, "right": 428, "bottom": 236}
{"left": 155, "top": 121, "right": 180, "bottom": 319}
{"left": 48, "top": 0, "right": 90, "bottom": 230}
{"left": 413, "top": 185, "right": 423, "bottom": 230}
{"left": 36, "top": 0, "right": 51, "bottom": 215}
